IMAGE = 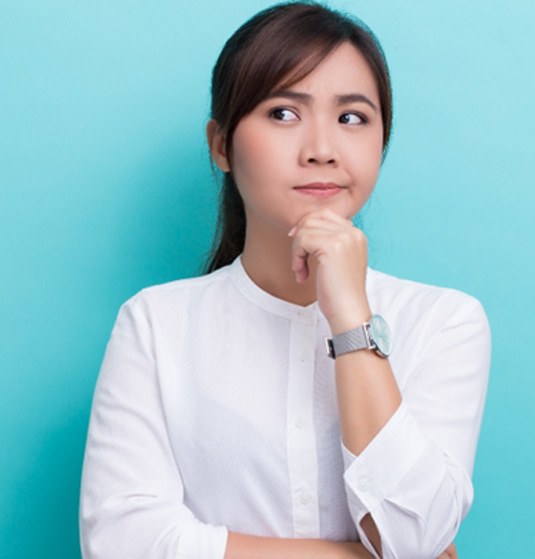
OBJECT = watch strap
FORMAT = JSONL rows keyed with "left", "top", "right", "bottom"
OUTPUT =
{"left": 326, "top": 323, "right": 371, "bottom": 359}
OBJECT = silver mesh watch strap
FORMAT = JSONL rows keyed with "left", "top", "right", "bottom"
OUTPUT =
{"left": 326, "top": 324, "right": 371, "bottom": 359}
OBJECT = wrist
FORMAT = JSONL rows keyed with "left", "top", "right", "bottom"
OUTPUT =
{"left": 327, "top": 302, "right": 371, "bottom": 335}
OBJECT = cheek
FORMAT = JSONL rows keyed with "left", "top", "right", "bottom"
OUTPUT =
{"left": 368, "top": 148, "right": 383, "bottom": 185}
{"left": 363, "top": 159, "right": 382, "bottom": 200}
{"left": 230, "top": 131, "right": 268, "bottom": 207}
{"left": 365, "top": 131, "right": 384, "bottom": 174}
{"left": 348, "top": 138, "right": 383, "bottom": 182}
{"left": 230, "top": 128, "right": 290, "bottom": 206}
{"left": 231, "top": 125, "right": 272, "bottom": 179}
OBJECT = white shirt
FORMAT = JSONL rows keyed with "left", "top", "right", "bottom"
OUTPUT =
{"left": 80, "top": 256, "right": 490, "bottom": 559}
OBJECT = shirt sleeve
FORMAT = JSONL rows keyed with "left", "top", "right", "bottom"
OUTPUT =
{"left": 341, "top": 294, "right": 491, "bottom": 559}
{"left": 79, "top": 295, "right": 229, "bottom": 559}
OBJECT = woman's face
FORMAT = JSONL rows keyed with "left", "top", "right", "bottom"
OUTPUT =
{"left": 211, "top": 41, "right": 384, "bottom": 236}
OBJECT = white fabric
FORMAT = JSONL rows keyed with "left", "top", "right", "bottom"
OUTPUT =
{"left": 80, "top": 256, "right": 490, "bottom": 559}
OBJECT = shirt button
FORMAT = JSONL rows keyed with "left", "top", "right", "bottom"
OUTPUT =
{"left": 299, "top": 492, "right": 311, "bottom": 506}
{"left": 358, "top": 475, "right": 372, "bottom": 491}
{"left": 294, "top": 417, "right": 305, "bottom": 429}
{"left": 297, "top": 350, "right": 308, "bottom": 362}
{"left": 296, "top": 310, "right": 313, "bottom": 324}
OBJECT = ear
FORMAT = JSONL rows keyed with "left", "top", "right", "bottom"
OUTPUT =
{"left": 206, "top": 119, "right": 231, "bottom": 173}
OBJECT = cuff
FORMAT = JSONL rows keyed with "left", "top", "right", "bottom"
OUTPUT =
{"left": 176, "top": 522, "right": 228, "bottom": 559}
{"left": 342, "top": 401, "right": 429, "bottom": 516}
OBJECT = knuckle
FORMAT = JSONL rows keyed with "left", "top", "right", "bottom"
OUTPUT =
{"left": 331, "top": 239, "right": 344, "bottom": 254}
{"left": 351, "top": 228, "right": 367, "bottom": 244}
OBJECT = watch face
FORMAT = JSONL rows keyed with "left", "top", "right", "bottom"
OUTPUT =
{"left": 369, "top": 314, "right": 393, "bottom": 357}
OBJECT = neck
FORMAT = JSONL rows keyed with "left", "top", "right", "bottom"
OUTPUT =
{"left": 241, "top": 221, "right": 318, "bottom": 307}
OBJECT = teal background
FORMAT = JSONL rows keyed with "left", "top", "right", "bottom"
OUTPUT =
{"left": 1, "top": 1, "right": 533, "bottom": 557}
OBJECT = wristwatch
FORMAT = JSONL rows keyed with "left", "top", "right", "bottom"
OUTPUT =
{"left": 326, "top": 314, "right": 392, "bottom": 359}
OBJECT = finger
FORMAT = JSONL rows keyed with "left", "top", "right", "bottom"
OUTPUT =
{"left": 307, "top": 211, "right": 351, "bottom": 229}
{"left": 289, "top": 208, "right": 352, "bottom": 235}
{"left": 305, "top": 207, "right": 350, "bottom": 224}
{"left": 290, "top": 232, "right": 341, "bottom": 284}
{"left": 291, "top": 231, "right": 340, "bottom": 262}
{"left": 293, "top": 218, "right": 351, "bottom": 235}
{"left": 291, "top": 244, "right": 310, "bottom": 283}
{"left": 292, "top": 226, "right": 340, "bottom": 241}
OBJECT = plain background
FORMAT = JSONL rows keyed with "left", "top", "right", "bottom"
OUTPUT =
{"left": 1, "top": 1, "right": 533, "bottom": 557}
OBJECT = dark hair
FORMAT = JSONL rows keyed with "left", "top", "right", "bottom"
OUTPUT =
{"left": 205, "top": 1, "right": 393, "bottom": 273}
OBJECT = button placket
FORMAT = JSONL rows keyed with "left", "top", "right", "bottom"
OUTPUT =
{"left": 299, "top": 491, "right": 311, "bottom": 506}
{"left": 297, "top": 349, "right": 308, "bottom": 362}
{"left": 286, "top": 314, "right": 320, "bottom": 537}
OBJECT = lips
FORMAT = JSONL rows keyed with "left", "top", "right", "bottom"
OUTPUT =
{"left": 293, "top": 182, "right": 344, "bottom": 197}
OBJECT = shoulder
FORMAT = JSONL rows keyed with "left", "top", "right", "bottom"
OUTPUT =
{"left": 369, "top": 269, "right": 491, "bottom": 393}
{"left": 368, "top": 267, "right": 486, "bottom": 316}
{"left": 117, "top": 264, "right": 234, "bottom": 321}
{"left": 367, "top": 267, "right": 490, "bottom": 348}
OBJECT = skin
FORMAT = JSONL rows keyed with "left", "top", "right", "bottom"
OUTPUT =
{"left": 208, "top": 42, "right": 457, "bottom": 559}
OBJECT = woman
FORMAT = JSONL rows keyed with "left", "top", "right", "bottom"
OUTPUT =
{"left": 80, "top": 3, "right": 490, "bottom": 558}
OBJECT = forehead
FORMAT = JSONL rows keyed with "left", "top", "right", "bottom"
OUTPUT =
{"left": 272, "top": 42, "right": 379, "bottom": 100}
{"left": 295, "top": 43, "right": 377, "bottom": 93}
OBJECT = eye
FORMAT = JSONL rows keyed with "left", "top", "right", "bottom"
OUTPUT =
{"left": 339, "top": 112, "right": 367, "bottom": 125}
{"left": 269, "top": 107, "right": 299, "bottom": 122}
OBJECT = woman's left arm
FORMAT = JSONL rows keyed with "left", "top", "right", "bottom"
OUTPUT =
{"left": 289, "top": 209, "right": 490, "bottom": 559}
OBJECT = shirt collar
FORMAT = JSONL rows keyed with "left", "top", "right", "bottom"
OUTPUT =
{"left": 229, "top": 256, "right": 318, "bottom": 325}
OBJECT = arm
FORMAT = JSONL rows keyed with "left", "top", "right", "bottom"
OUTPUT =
{"left": 80, "top": 297, "right": 227, "bottom": 558}
{"left": 289, "top": 209, "right": 490, "bottom": 558}
{"left": 340, "top": 294, "right": 489, "bottom": 559}
{"left": 224, "top": 537, "right": 457, "bottom": 559}
{"left": 225, "top": 533, "right": 375, "bottom": 559}
{"left": 290, "top": 209, "right": 399, "bottom": 557}
{"left": 80, "top": 294, "right": 376, "bottom": 559}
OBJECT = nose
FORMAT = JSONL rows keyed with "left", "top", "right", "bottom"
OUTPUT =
{"left": 299, "top": 121, "right": 338, "bottom": 166}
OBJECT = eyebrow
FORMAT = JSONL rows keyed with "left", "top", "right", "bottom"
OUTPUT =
{"left": 265, "top": 89, "right": 378, "bottom": 112}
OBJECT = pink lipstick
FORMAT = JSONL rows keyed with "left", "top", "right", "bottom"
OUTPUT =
{"left": 293, "top": 182, "right": 344, "bottom": 197}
